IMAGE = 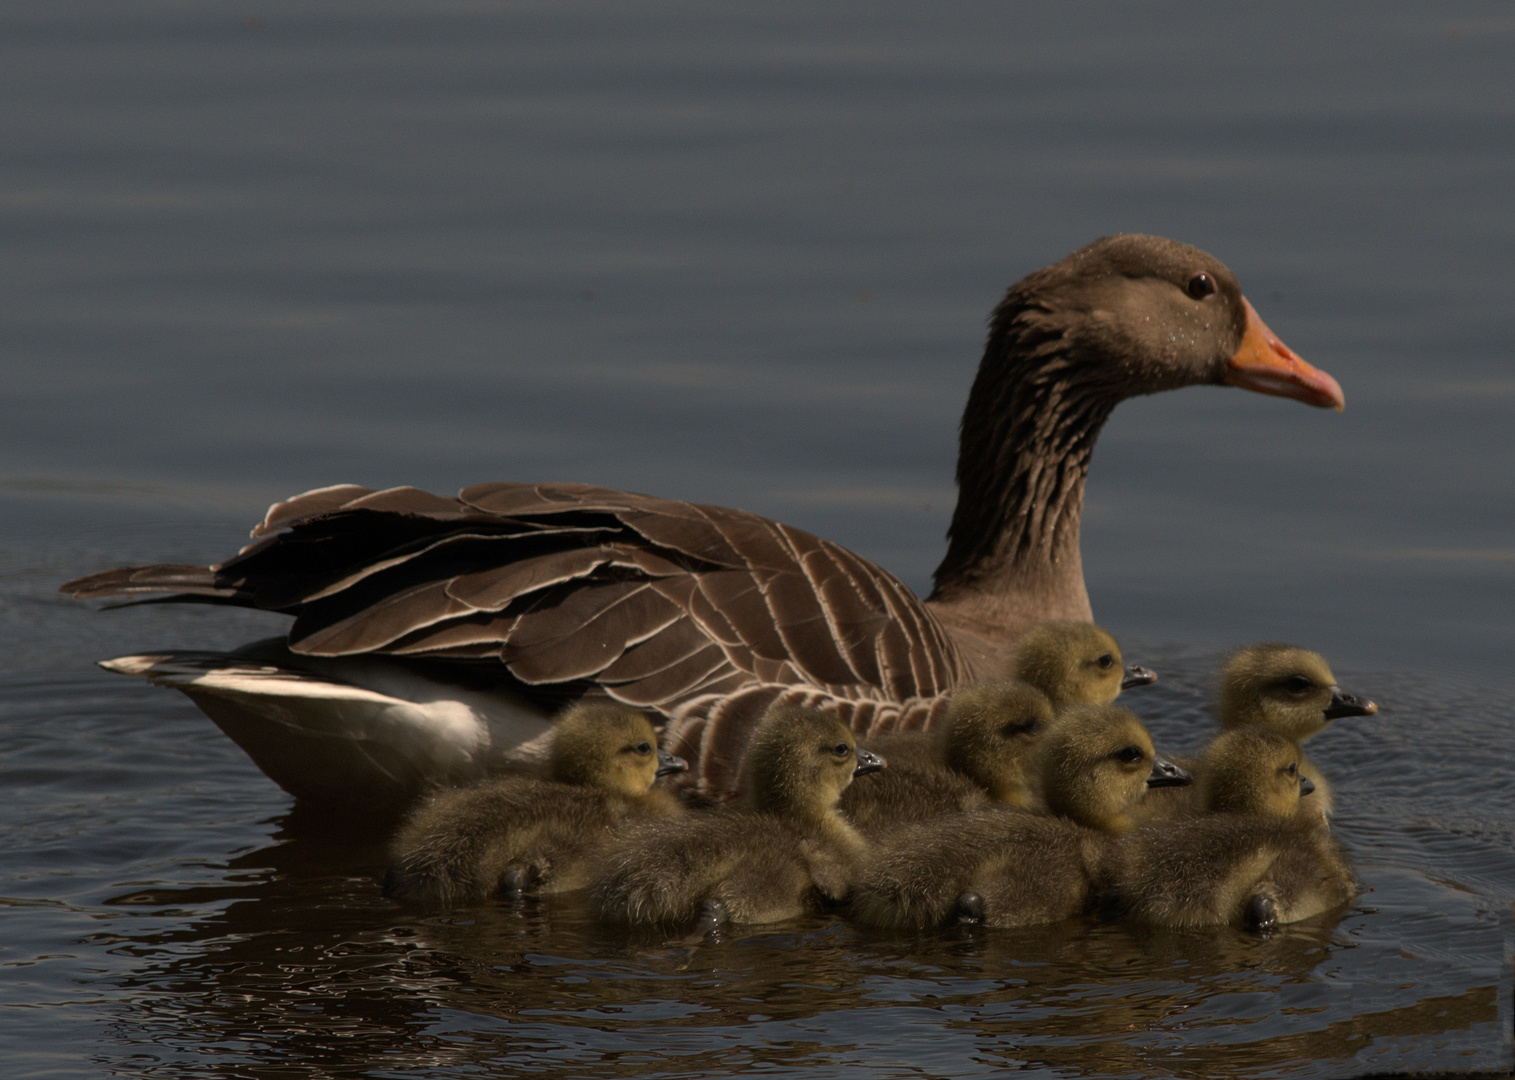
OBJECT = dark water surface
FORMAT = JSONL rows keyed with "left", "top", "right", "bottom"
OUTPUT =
{"left": 2, "top": 3, "right": 1512, "bottom": 1076}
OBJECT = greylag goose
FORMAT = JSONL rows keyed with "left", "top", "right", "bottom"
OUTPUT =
{"left": 382, "top": 702, "right": 686, "bottom": 906}
{"left": 850, "top": 703, "right": 1190, "bottom": 930}
{"left": 61, "top": 234, "right": 1345, "bottom": 807}
{"left": 590, "top": 704, "right": 884, "bottom": 936}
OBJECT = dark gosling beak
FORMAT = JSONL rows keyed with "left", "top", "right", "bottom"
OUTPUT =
{"left": 655, "top": 749, "right": 689, "bottom": 777}
{"left": 1323, "top": 685, "right": 1378, "bottom": 720}
{"left": 1146, "top": 755, "right": 1193, "bottom": 788}
{"left": 1299, "top": 775, "right": 1316, "bottom": 797}
{"left": 853, "top": 746, "right": 886, "bottom": 777}
{"left": 1121, "top": 665, "right": 1157, "bottom": 690}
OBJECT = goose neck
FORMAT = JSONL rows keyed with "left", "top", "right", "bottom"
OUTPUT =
{"left": 928, "top": 319, "right": 1116, "bottom": 662}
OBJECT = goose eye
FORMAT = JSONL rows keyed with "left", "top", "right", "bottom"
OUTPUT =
{"left": 1186, "top": 272, "right": 1216, "bottom": 299}
{"left": 1003, "top": 719, "right": 1041, "bottom": 738}
{"left": 832, "top": 742, "right": 852, "bottom": 757}
{"left": 1096, "top": 653, "right": 1115, "bottom": 670}
{"left": 1284, "top": 675, "right": 1313, "bottom": 693}
{"left": 1286, "top": 762, "right": 1298, "bottom": 777}
{"left": 1115, "top": 745, "right": 1145, "bottom": 764}
{"left": 635, "top": 742, "right": 652, "bottom": 755}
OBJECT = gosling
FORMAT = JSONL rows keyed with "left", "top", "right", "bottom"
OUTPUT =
{"left": 383, "top": 702, "right": 686, "bottom": 905}
{"left": 839, "top": 680, "right": 1054, "bottom": 836}
{"left": 1107, "top": 725, "right": 1356, "bottom": 931}
{"left": 850, "top": 703, "right": 1191, "bottom": 931}
{"left": 842, "top": 620, "right": 1154, "bottom": 834}
{"left": 1217, "top": 643, "right": 1376, "bottom": 814}
{"left": 591, "top": 704, "right": 884, "bottom": 937}
{"left": 1014, "top": 620, "right": 1157, "bottom": 708}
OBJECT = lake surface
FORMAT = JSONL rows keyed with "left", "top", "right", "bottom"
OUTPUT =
{"left": 2, "top": 3, "right": 1512, "bottom": 1076}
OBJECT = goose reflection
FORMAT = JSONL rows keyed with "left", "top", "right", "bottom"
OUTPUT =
{"left": 92, "top": 806, "right": 1496, "bottom": 1079}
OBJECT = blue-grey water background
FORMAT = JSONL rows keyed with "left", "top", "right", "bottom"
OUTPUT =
{"left": 2, "top": 3, "right": 1512, "bottom": 1077}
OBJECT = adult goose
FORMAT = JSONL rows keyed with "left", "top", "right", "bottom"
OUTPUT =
{"left": 62, "top": 234, "right": 1344, "bottom": 807}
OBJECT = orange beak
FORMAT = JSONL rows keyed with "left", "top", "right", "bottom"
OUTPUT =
{"left": 1224, "top": 298, "right": 1345, "bottom": 412}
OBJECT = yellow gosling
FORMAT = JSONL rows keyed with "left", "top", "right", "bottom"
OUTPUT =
{"left": 383, "top": 702, "right": 685, "bottom": 905}
{"left": 590, "top": 705, "right": 885, "bottom": 937}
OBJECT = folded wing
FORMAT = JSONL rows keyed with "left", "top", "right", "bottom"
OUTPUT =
{"left": 64, "top": 481, "right": 968, "bottom": 792}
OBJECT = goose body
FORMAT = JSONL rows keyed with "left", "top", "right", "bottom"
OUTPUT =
{"left": 382, "top": 703, "right": 685, "bottom": 905}
{"left": 850, "top": 703, "right": 1192, "bottom": 930}
{"left": 590, "top": 705, "right": 883, "bottom": 934}
{"left": 61, "top": 235, "right": 1344, "bottom": 806}
{"left": 1109, "top": 726, "right": 1356, "bottom": 930}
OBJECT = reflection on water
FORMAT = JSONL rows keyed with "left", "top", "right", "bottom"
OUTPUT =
{"left": 1, "top": 648, "right": 1499, "bottom": 1079}
{"left": 4, "top": 2, "right": 1514, "bottom": 1075}
{"left": 93, "top": 839, "right": 1500, "bottom": 1079}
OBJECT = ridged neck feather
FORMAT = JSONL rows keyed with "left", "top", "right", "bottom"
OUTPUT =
{"left": 930, "top": 291, "right": 1122, "bottom": 619}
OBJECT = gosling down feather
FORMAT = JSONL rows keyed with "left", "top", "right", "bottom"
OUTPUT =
{"left": 850, "top": 703, "right": 1192, "bottom": 930}
{"left": 1108, "top": 725, "right": 1356, "bottom": 930}
{"left": 840, "top": 620, "right": 1149, "bottom": 833}
{"left": 1143, "top": 642, "right": 1378, "bottom": 821}
{"left": 383, "top": 702, "right": 685, "bottom": 906}
{"left": 590, "top": 705, "right": 884, "bottom": 935}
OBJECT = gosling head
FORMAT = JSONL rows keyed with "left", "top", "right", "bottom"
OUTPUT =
{"left": 738, "top": 705, "right": 885, "bottom": 822}
{"left": 1013, "top": 621, "right": 1155, "bottom": 708}
{"left": 940, "top": 680, "right": 1056, "bottom": 806}
{"left": 1220, "top": 643, "right": 1377, "bottom": 743}
{"left": 1199, "top": 725, "right": 1315, "bottom": 819}
{"left": 547, "top": 702, "right": 687, "bottom": 798}
{"left": 1035, "top": 703, "right": 1191, "bottom": 834}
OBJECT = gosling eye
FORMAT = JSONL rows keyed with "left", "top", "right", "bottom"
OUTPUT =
{"left": 634, "top": 742, "right": 653, "bottom": 756}
{"left": 1096, "top": 653, "right": 1115, "bottom": 670}
{"left": 1002, "top": 719, "right": 1041, "bottom": 738}
{"left": 832, "top": 742, "right": 852, "bottom": 758}
{"left": 1284, "top": 674, "right": 1314, "bottom": 693}
{"left": 1186, "top": 272, "right": 1216, "bottom": 299}
{"left": 1114, "top": 745, "right": 1145, "bottom": 765}
{"left": 1286, "top": 761, "right": 1298, "bottom": 777}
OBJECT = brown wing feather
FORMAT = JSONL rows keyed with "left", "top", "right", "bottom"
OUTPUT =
{"left": 598, "top": 619, "right": 713, "bottom": 683}
{"left": 292, "top": 581, "right": 476, "bottom": 654}
{"left": 67, "top": 480, "right": 971, "bottom": 792}
{"left": 60, "top": 564, "right": 237, "bottom": 601}
{"left": 445, "top": 547, "right": 620, "bottom": 609}
{"left": 253, "top": 484, "right": 377, "bottom": 538}
{"left": 600, "top": 643, "right": 731, "bottom": 707}
{"left": 799, "top": 542, "right": 890, "bottom": 686}
{"left": 504, "top": 583, "right": 682, "bottom": 683}
{"left": 617, "top": 504, "right": 748, "bottom": 569}
{"left": 384, "top": 613, "right": 519, "bottom": 657}
{"left": 693, "top": 570, "right": 789, "bottom": 660}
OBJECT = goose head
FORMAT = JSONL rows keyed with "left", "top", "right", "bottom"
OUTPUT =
{"left": 1220, "top": 643, "right": 1378, "bottom": 743}
{"left": 931, "top": 234, "right": 1344, "bottom": 654}
{"left": 1035, "top": 703, "right": 1191, "bottom": 835}
{"left": 738, "top": 705, "right": 885, "bottom": 823}
{"left": 1001, "top": 234, "right": 1343, "bottom": 404}
{"left": 547, "top": 702, "right": 688, "bottom": 798}
{"left": 1199, "top": 725, "right": 1316, "bottom": 819}
{"left": 1012, "top": 620, "right": 1153, "bottom": 707}
{"left": 939, "top": 679, "right": 1057, "bottom": 806}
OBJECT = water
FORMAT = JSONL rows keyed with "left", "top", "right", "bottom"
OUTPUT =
{"left": 2, "top": 2, "right": 1512, "bottom": 1076}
